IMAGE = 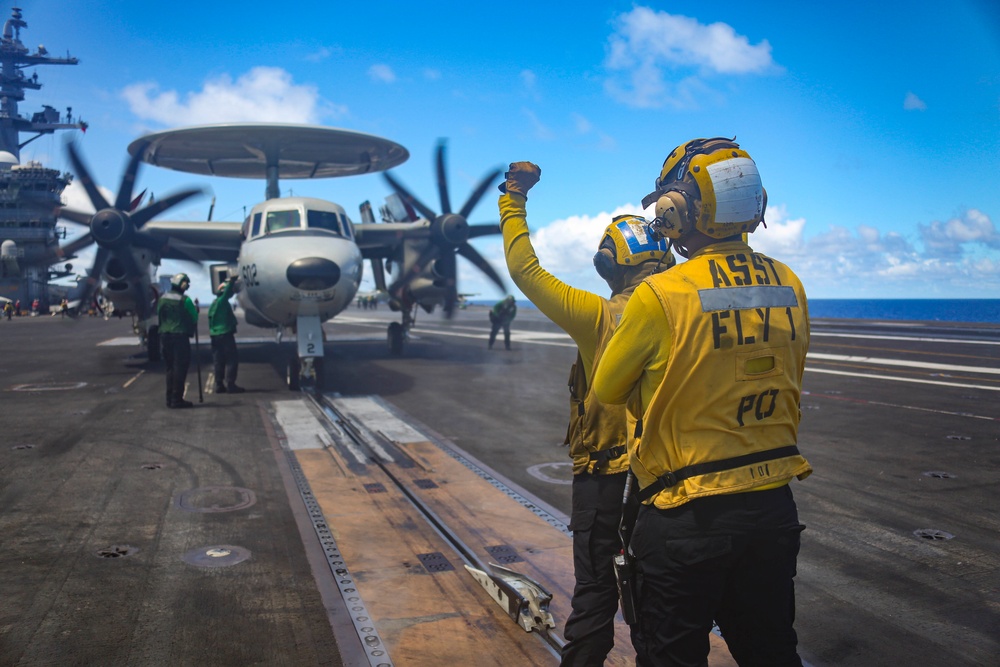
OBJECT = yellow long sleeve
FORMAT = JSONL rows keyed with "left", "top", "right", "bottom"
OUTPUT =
{"left": 592, "top": 281, "right": 671, "bottom": 410}
{"left": 499, "top": 192, "right": 606, "bottom": 377}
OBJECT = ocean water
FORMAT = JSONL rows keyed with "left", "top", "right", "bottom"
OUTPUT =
{"left": 807, "top": 299, "right": 999, "bottom": 323}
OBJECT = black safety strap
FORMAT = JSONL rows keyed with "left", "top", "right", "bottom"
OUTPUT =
{"left": 635, "top": 445, "right": 801, "bottom": 504}
{"left": 589, "top": 444, "right": 627, "bottom": 470}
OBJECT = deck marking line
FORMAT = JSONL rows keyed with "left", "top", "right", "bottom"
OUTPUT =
{"left": 812, "top": 331, "right": 1000, "bottom": 346}
{"left": 803, "top": 390, "right": 1000, "bottom": 422}
{"left": 806, "top": 367, "right": 1000, "bottom": 393}
{"left": 809, "top": 352, "right": 1000, "bottom": 375}
{"left": 122, "top": 370, "right": 144, "bottom": 388}
{"left": 274, "top": 400, "right": 326, "bottom": 450}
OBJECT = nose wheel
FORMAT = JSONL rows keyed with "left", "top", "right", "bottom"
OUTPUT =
{"left": 286, "top": 354, "right": 325, "bottom": 392}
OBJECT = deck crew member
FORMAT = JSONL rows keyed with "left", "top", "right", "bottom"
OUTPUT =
{"left": 499, "top": 162, "right": 675, "bottom": 665}
{"left": 208, "top": 276, "right": 244, "bottom": 394}
{"left": 157, "top": 273, "right": 198, "bottom": 409}
{"left": 488, "top": 295, "right": 517, "bottom": 350}
{"left": 594, "top": 138, "right": 812, "bottom": 666}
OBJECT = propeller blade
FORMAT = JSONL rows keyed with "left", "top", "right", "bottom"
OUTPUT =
{"left": 388, "top": 243, "right": 439, "bottom": 295}
{"left": 66, "top": 141, "right": 111, "bottom": 212}
{"left": 130, "top": 188, "right": 204, "bottom": 228}
{"left": 370, "top": 257, "right": 388, "bottom": 293}
{"left": 132, "top": 279, "right": 152, "bottom": 320}
{"left": 458, "top": 243, "right": 507, "bottom": 293}
{"left": 383, "top": 172, "right": 438, "bottom": 222}
{"left": 467, "top": 223, "right": 501, "bottom": 239}
{"left": 53, "top": 206, "right": 93, "bottom": 226}
{"left": 458, "top": 167, "right": 503, "bottom": 220}
{"left": 436, "top": 249, "right": 458, "bottom": 317}
{"left": 48, "top": 232, "right": 94, "bottom": 261}
{"left": 114, "top": 140, "right": 148, "bottom": 211}
{"left": 115, "top": 246, "right": 144, "bottom": 281}
{"left": 74, "top": 246, "right": 110, "bottom": 315}
{"left": 435, "top": 139, "right": 451, "bottom": 215}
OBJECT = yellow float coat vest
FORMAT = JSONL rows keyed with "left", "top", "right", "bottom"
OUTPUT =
{"left": 565, "top": 292, "right": 634, "bottom": 475}
{"left": 635, "top": 246, "right": 813, "bottom": 508}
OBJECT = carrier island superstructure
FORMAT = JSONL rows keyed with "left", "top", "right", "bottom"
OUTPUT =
{"left": 0, "top": 7, "right": 85, "bottom": 312}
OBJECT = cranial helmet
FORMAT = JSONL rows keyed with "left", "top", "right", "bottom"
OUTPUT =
{"left": 593, "top": 214, "right": 674, "bottom": 284}
{"left": 641, "top": 137, "right": 766, "bottom": 242}
{"left": 171, "top": 273, "right": 190, "bottom": 290}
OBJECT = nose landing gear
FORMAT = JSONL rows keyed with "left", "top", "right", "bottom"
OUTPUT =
{"left": 287, "top": 314, "right": 326, "bottom": 392}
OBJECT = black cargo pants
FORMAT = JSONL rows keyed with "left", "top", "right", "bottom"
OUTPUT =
{"left": 161, "top": 332, "right": 191, "bottom": 406}
{"left": 561, "top": 469, "right": 632, "bottom": 666}
{"left": 629, "top": 484, "right": 805, "bottom": 667}
{"left": 211, "top": 332, "right": 239, "bottom": 389}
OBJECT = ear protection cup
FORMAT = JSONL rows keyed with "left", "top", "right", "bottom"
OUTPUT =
{"left": 650, "top": 190, "right": 692, "bottom": 241}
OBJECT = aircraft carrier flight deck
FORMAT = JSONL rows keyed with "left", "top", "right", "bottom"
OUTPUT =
{"left": 1, "top": 306, "right": 997, "bottom": 666}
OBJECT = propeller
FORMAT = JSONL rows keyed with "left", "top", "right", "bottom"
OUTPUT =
{"left": 382, "top": 139, "right": 506, "bottom": 316}
{"left": 50, "top": 141, "right": 202, "bottom": 319}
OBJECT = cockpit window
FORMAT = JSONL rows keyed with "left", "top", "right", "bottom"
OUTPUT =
{"left": 251, "top": 212, "right": 262, "bottom": 237}
{"left": 340, "top": 213, "right": 354, "bottom": 239}
{"left": 266, "top": 210, "right": 301, "bottom": 233}
{"left": 307, "top": 209, "right": 344, "bottom": 236}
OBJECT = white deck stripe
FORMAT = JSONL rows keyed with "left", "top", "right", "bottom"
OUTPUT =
{"left": 274, "top": 399, "right": 326, "bottom": 450}
{"left": 806, "top": 367, "right": 1000, "bottom": 392}
{"left": 808, "top": 352, "right": 1000, "bottom": 376}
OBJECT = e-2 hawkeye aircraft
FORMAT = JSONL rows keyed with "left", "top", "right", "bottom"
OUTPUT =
{"left": 49, "top": 123, "right": 507, "bottom": 389}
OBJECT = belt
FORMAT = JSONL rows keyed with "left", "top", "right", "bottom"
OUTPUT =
{"left": 635, "top": 445, "right": 801, "bottom": 503}
{"left": 588, "top": 444, "right": 627, "bottom": 470}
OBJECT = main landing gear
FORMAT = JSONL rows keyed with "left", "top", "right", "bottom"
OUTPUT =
{"left": 386, "top": 301, "right": 418, "bottom": 356}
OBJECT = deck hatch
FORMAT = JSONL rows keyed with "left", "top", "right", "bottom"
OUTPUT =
{"left": 913, "top": 529, "right": 954, "bottom": 541}
{"left": 364, "top": 482, "right": 387, "bottom": 494}
{"left": 413, "top": 478, "right": 438, "bottom": 489}
{"left": 417, "top": 551, "right": 455, "bottom": 573}
{"left": 485, "top": 544, "right": 524, "bottom": 564}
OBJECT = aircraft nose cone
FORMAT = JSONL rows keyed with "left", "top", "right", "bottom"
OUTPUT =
{"left": 286, "top": 257, "right": 341, "bottom": 291}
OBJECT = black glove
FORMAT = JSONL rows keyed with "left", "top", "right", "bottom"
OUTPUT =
{"left": 499, "top": 162, "right": 541, "bottom": 199}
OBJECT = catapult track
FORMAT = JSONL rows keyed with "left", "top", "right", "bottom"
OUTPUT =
{"left": 266, "top": 391, "right": 738, "bottom": 666}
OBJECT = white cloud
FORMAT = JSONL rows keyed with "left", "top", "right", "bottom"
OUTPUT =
{"left": 572, "top": 113, "right": 592, "bottom": 134}
{"left": 919, "top": 208, "right": 1000, "bottom": 256}
{"left": 305, "top": 46, "right": 338, "bottom": 63}
{"left": 522, "top": 108, "right": 554, "bottom": 141}
{"left": 904, "top": 91, "right": 927, "bottom": 111}
{"left": 423, "top": 68, "right": 442, "bottom": 81}
{"left": 61, "top": 176, "right": 112, "bottom": 212}
{"left": 368, "top": 64, "right": 396, "bottom": 83}
{"left": 463, "top": 202, "right": 1000, "bottom": 299}
{"left": 521, "top": 69, "right": 537, "bottom": 89}
{"left": 122, "top": 67, "right": 341, "bottom": 125}
{"left": 604, "top": 7, "right": 778, "bottom": 109}
{"left": 749, "top": 205, "right": 1000, "bottom": 296}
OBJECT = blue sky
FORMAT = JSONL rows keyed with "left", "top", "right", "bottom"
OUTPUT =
{"left": 17, "top": 0, "right": 1000, "bottom": 301}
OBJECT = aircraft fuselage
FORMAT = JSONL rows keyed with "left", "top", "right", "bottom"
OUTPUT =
{"left": 235, "top": 197, "right": 363, "bottom": 329}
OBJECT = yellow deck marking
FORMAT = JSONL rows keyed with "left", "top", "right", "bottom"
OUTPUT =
{"left": 122, "top": 370, "right": 144, "bottom": 388}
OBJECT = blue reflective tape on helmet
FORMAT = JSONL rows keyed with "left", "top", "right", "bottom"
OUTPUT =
{"left": 615, "top": 218, "right": 668, "bottom": 255}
